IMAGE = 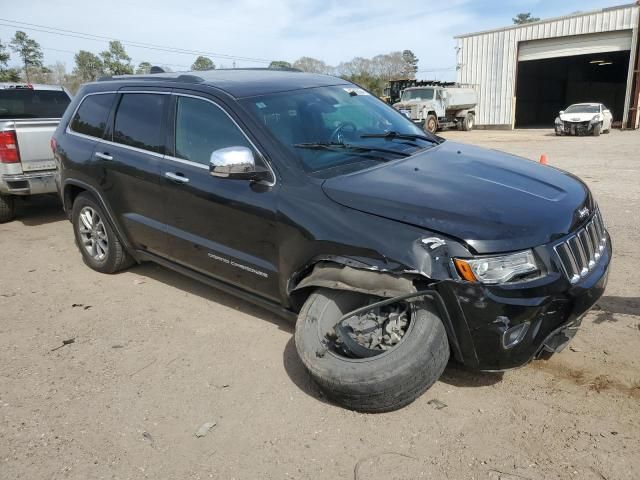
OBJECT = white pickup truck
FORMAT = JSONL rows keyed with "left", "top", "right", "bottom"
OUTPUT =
{"left": 0, "top": 83, "right": 71, "bottom": 222}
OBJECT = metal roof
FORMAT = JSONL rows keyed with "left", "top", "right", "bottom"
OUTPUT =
{"left": 455, "top": 3, "right": 638, "bottom": 39}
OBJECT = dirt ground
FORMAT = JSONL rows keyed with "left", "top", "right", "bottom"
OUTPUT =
{"left": 1, "top": 128, "right": 639, "bottom": 480}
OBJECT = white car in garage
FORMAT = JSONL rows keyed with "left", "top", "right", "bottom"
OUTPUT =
{"left": 554, "top": 103, "right": 613, "bottom": 136}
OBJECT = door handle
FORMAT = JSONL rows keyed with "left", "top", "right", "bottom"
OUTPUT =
{"left": 165, "top": 172, "right": 189, "bottom": 184}
{"left": 94, "top": 152, "right": 113, "bottom": 161}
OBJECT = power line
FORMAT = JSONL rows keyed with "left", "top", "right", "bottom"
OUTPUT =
{"left": 40, "top": 46, "right": 193, "bottom": 70}
{"left": 0, "top": 18, "right": 271, "bottom": 64}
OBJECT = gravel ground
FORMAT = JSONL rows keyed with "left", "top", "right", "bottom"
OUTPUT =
{"left": 1, "top": 128, "right": 639, "bottom": 480}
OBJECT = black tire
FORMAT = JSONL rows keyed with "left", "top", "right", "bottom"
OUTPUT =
{"left": 0, "top": 194, "right": 15, "bottom": 223}
{"left": 424, "top": 115, "right": 438, "bottom": 134}
{"left": 462, "top": 113, "right": 474, "bottom": 131}
{"left": 593, "top": 124, "right": 601, "bottom": 136}
{"left": 71, "top": 192, "right": 133, "bottom": 273}
{"left": 295, "top": 288, "right": 450, "bottom": 413}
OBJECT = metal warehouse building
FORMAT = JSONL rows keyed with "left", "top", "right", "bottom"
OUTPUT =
{"left": 455, "top": 3, "right": 640, "bottom": 129}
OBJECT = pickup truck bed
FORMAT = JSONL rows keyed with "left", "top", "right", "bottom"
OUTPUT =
{"left": 0, "top": 83, "right": 71, "bottom": 222}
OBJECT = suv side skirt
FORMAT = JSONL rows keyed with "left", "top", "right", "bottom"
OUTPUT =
{"left": 137, "top": 250, "right": 298, "bottom": 322}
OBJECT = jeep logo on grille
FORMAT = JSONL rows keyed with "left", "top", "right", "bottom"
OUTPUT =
{"left": 577, "top": 207, "right": 590, "bottom": 219}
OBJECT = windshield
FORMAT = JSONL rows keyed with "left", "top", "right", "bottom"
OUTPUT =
{"left": 565, "top": 104, "right": 600, "bottom": 114}
{"left": 241, "top": 85, "right": 438, "bottom": 174}
{"left": 0, "top": 88, "right": 71, "bottom": 119}
{"left": 401, "top": 88, "right": 435, "bottom": 102}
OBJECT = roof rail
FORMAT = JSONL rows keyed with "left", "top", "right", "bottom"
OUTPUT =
{"left": 96, "top": 66, "right": 304, "bottom": 84}
{"left": 97, "top": 73, "right": 205, "bottom": 83}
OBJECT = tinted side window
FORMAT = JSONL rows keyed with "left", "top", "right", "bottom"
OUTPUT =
{"left": 113, "top": 93, "right": 166, "bottom": 153}
{"left": 70, "top": 93, "right": 116, "bottom": 138}
{"left": 175, "top": 96, "right": 252, "bottom": 165}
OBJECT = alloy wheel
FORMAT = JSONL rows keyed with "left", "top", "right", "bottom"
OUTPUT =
{"left": 77, "top": 206, "right": 109, "bottom": 261}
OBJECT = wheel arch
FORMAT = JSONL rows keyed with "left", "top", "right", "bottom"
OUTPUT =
{"left": 288, "top": 259, "right": 464, "bottom": 363}
{"left": 63, "top": 179, "right": 136, "bottom": 256}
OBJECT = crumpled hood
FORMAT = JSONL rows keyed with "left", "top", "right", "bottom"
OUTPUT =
{"left": 321, "top": 141, "right": 593, "bottom": 253}
{"left": 559, "top": 112, "right": 599, "bottom": 123}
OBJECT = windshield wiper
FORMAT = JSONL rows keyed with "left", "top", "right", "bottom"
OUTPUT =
{"left": 293, "top": 142, "right": 411, "bottom": 158}
{"left": 360, "top": 131, "right": 441, "bottom": 144}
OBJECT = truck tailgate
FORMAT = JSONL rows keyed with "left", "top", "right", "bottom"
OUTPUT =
{"left": 14, "top": 120, "right": 59, "bottom": 172}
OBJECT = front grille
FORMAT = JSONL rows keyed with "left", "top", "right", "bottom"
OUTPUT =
{"left": 554, "top": 211, "right": 607, "bottom": 284}
{"left": 562, "top": 121, "right": 590, "bottom": 135}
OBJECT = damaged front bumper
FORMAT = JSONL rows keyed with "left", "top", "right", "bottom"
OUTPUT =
{"left": 555, "top": 121, "right": 594, "bottom": 136}
{"left": 433, "top": 234, "right": 611, "bottom": 371}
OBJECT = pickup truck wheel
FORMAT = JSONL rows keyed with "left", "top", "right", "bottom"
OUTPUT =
{"left": 295, "top": 288, "right": 449, "bottom": 412}
{"left": 71, "top": 193, "right": 133, "bottom": 273}
{"left": 0, "top": 194, "right": 15, "bottom": 223}
{"left": 462, "top": 113, "right": 474, "bottom": 131}
{"left": 424, "top": 115, "right": 438, "bottom": 134}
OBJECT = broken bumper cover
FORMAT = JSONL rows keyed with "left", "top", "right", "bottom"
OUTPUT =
{"left": 434, "top": 234, "right": 611, "bottom": 371}
{"left": 555, "top": 121, "right": 593, "bottom": 136}
{"left": 0, "top": 170, "right": 57, "bottom": 195}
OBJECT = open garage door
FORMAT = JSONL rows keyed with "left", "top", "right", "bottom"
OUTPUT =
{"left": 519, "top": 31, "right": 633, "bottom": 62}
{"left": 515, "top": 31, "right": 632, "bottom": 128}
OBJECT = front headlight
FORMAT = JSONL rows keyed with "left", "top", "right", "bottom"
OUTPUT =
{"left": 453, "top": 250, "right": 539, "bottom": 284}
{"left": 555, "top": 117, "right": 562, "bottom": 125}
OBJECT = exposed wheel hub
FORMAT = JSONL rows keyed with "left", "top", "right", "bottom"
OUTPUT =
{"left": 332, "top": 303, "right": 410, "bottom": 358}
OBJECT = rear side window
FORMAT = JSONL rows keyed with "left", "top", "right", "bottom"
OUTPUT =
{"left": 0, "top": 89, "right": 71, "bottom": 119}
{"left": 175, "top": 96, "right": 252, "bottom": 165}
{"left": 70, "top": 93, "right": 116, "bottom": 138}
{"left": 113, "top": 93, "right": 166, "bottom": 153}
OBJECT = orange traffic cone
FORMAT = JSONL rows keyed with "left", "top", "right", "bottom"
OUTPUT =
{"left": 539, "top": 153, "right": 548, "bottom": 165}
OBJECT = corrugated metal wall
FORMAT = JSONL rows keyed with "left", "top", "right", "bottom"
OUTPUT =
{"left": 456, "top": 5, "right": 639, "bottom": 127}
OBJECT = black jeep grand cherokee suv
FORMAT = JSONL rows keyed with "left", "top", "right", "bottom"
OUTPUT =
{"left": 53, "top": 69, "right": 610, "bottom": 412}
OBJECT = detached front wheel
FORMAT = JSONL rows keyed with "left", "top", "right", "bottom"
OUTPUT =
{"left": 295, "top": 288, "right": 450, "bottom": 412}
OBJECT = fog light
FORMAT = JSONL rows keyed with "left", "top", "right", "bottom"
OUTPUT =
{"left": 502, "top": 322, "right": 530, "bottom": 349}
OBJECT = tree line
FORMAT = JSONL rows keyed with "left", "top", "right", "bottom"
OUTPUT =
{"left": 269, "top": 50, "right": 419, "bottom": 96}
{"left": 1, "top": 29, "right": 419, "bottom": 96}
{"left": 0, "top": 30, "right": 218, "bottom": 92}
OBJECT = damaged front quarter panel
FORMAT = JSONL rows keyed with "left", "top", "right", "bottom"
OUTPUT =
{"left": 287, "top": 234, "right": 477, "bottom": 364}
{"left": 292, "top": 262, "right": 418, "bottom": 298}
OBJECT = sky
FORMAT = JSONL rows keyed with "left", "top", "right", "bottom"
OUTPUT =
{"left": 0, "top": 0, "right": 628, "bottom": 81}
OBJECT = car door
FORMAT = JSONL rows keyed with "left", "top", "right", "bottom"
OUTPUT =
{"left": 602, "top": 105, "right": 613, "bottom": 131}
{"left": 161, "top": 92, "right": 280, "bottom": 301}
{"left": 94, "top": 90, "right": 171, "bottom": 256}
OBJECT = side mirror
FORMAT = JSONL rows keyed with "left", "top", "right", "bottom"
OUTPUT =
{"left": 559, "top": 110, "right": 564, "bottom": 115}
{"left": 209, "top": 146, "right": 270, "bottom": 181}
